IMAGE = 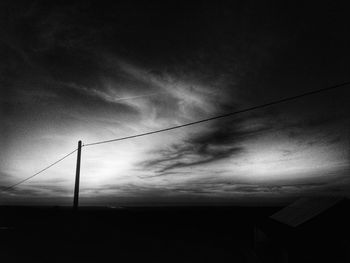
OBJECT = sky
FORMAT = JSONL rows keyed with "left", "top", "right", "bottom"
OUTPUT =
{"left": 0, "top": 0, "right": 349, "bottom": 206}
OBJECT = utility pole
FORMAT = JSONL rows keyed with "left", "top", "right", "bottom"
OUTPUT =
{"left": 73, "top": 140, "right": 82, "bottom": 211}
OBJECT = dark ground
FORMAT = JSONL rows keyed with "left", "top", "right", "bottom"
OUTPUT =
{"left": 0, "top": 206, "right": 349, "bottom": 263}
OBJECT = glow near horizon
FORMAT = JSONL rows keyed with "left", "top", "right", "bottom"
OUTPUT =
{"left": 2, "top": 117, "right": 347, "bottom": 197}
{"left": 1, "top": 62, "right": 349, "bottom": 203}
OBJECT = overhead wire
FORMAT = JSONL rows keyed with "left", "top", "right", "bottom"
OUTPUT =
{"left": 2, "top": 81, "right": 349, "bottom": 191}
{"left": 1, "top": 148, "right": 78, "bottom": 192}
{"left": 84, "top": 81, "right": 350, "bottom": 147}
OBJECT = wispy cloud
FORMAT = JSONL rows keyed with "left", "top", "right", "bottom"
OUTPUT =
{"left": 1, "top": 1, "right": 349, "bottom": 205}
{"left": 138, "top": 115, "right": 271, "bottom": 175}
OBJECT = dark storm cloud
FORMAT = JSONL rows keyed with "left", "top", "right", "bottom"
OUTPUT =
{"left": 140, "top": 117, "right": 270, "bottom": 174}
{"left": 157, "top": 146, "right": 243, "bottom": 173}
{"left": 139, "top": 93, "right": 349, "bottom": 175}
{"left": 186, "top": 117, "right": 271, "bottom": 146}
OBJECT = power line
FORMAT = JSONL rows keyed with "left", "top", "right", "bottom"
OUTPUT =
{"left": 1, "top": 81, "right": 348, "bottom": 191}
{"left": 1, "top": 148, "right": 78, "bottom": 192}
{"left": 84, "top": 81, "right": 350, "bottom": 147}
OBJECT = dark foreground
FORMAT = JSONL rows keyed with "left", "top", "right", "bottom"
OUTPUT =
{"left": 0, "top": 206, "right": 349, "bottom": 263}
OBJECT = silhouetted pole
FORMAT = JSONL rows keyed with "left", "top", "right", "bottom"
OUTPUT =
{"left": 73, "top": 140, "right": 82, "bottom": 211}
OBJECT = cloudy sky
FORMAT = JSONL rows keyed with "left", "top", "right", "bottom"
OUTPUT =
{"left": 1, "top": 1, "right": 349, "bottom": 205}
